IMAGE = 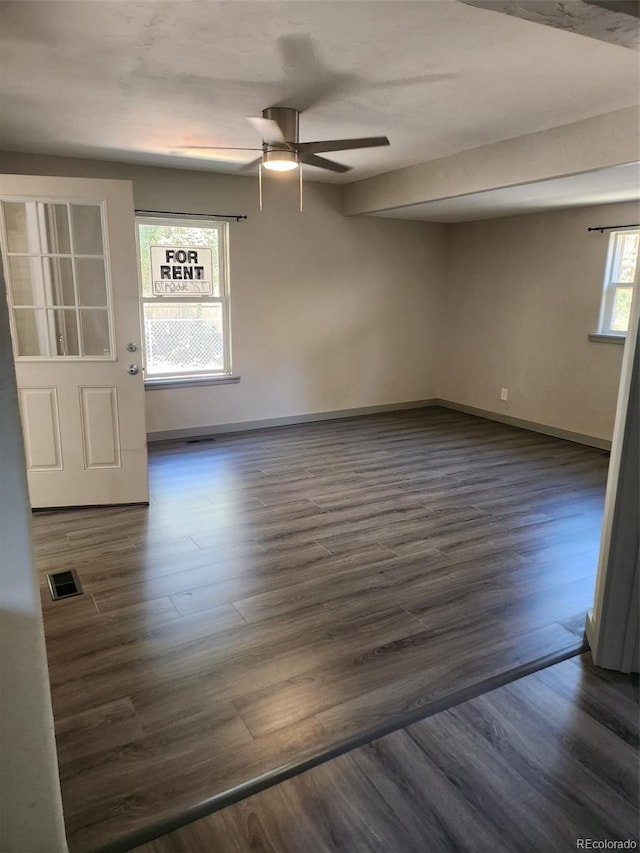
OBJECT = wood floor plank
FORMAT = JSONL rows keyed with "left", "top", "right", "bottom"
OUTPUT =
{"left": 54, "top": 698, "right": 143, "bottom": 766}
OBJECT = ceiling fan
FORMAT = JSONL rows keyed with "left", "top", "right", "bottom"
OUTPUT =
{"left": 170, "top": 32, "right": 454, "bottom": 186}
{"left": 179, "top": 106, "right": 390, "bottom": 175}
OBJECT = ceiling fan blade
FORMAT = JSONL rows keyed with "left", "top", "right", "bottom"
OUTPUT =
{"left": 297, "top": 136, "right": 390, "bottom": 155}
{"left": 299, "top": 153, "right": 351, "bottom": 173}
{"left": 247, "top": 116, "right": 286, "bottom": 145}
{"left": 175, "top": 146, "right": 263, "bottom": 152}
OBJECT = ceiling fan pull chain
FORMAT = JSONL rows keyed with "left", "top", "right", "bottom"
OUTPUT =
{"left": 299, "top": 164, "right": 303, "bottom": 213}
{"left": 258, "top": 162, "right": 263, "bottom": 212}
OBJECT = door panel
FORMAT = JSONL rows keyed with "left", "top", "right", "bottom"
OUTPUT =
{"left": 79, "top": 386, "right": 121, "bottom": 468}
{"left": 19, "top": 387, "right": 63, "bottom": 470}
{"left": 0, "top": 175, "right": 148, "bottom": 507}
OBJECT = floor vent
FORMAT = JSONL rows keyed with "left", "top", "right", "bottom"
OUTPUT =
{"left": 185, "top": 437, "right": 217, "bottom": 444}
{"left": 47, "top": 570, "right": 83, "bottom": 601}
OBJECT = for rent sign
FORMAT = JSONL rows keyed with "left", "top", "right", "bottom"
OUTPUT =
{"left": 150, "top": 246, "right": 214, "bottom": 296}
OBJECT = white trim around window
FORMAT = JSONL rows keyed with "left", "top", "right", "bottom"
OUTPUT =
{"left": 135, "top": 215, "right": 233, "bottom": 384}
{"left": 596, "top": 229, "right": 638, "bottom": 339}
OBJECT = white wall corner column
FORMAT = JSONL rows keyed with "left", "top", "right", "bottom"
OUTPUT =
{"left": 0, "top": 261, "right": 68, "bottom": 851}
{"left": 586, "top": 290, "right": 639, "bottom": 674}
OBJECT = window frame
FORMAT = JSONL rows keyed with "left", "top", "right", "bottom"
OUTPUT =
{"left": 135, "top": 215, "right": 232, "bottom": 383}
{"left": 597, "top": 229, "right": 638, "bottom": 338}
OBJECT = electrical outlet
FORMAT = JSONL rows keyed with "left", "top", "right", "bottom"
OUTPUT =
{"left": 500, "top": 387, "right": 509, "bottom": 401}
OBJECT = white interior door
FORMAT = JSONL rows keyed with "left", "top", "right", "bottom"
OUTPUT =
{"left": 0, "top": 174, "right": 148, "bottom": 508}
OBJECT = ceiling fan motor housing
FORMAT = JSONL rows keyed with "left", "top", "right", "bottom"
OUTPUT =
{"left": 263, "top": 107, "right": 299, "bottom": 147}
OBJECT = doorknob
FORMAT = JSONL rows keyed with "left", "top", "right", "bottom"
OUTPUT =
{"left": 127, "top": 364, "right": 139, "bottom": 375}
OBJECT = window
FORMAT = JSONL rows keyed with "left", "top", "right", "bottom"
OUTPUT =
{"left": 136, "top": 217, "right": 231, "bottom": 381}
{"left": 597, "top": 229, "right": 638, "bottom": 337}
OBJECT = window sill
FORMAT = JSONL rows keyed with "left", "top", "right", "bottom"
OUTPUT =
{"left": 144, "top": 375, "right": 241, "bottom": 390}
{"left": 588, "top": 333, "right": 626, "bottom": 345}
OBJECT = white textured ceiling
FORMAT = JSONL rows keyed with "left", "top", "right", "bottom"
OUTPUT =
{"left": 370, "top": 162, "right": 640, "bottom": 221}
{"left": 0, "top": 0, "right": 638, "bottom": 184}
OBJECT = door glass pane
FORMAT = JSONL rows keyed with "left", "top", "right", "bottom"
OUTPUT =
{"left": 71, "top": 204, "right": 104, "bottom": 255}
{"left": 3, "top": 202, "right": 35, "bottom": 253}
{"left": 143, "top": 303, "right": 223, "bottom": 375}
{"left": 13, "top": 308, "right": 46, "bottom": 355}
{"left": 80, "top": 309, "right": 111, "bottom": 355}
{"left": 44, "top": 257, "right": 75, "bottom": 305}
{"left": 9, "top": 256, "right": 44, "bottom": 305}
{"left": 76, "top": 257, "right": 107, "bottom": 306}
{"left": 52, "top": 309, "right": 80, "bottom": 355}
{"left": 13, "top": 308, "right": 81, "bottom": 356}
{"left": 42, "top": 204, "right": 71, "bottom": 254}
{"left": 11, "top": 256, "right": 75, "bottom": 306}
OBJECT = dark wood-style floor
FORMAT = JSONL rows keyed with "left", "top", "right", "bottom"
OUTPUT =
{"left": 34, "top": 408, "right": 610, "bottom": 852}
{"left": 133, "top": 653, "right": 639, "bottom": 853}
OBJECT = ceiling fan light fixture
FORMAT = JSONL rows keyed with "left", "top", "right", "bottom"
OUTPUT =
{"left": 262, "top": 149, "right": 299, "bottom": 172}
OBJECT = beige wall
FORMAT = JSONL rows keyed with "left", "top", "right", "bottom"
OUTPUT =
{"left": 0, "top": 151, "right": 446, "bottom": 434}
{"left": 440, "top": 201, "right": 637, "bottom": 441}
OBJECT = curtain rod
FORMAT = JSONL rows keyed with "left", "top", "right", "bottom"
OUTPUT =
{"left": 136, "top": 209, "right": 247, "bottom": 222}
{"left": 587, "top": 223, "right": 639, "bottom": 233}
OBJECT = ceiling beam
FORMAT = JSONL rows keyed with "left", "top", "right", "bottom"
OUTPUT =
{"left": 457, "top": 0, "right": 639, "bottom": 49}
{"left": 343, "top": 107, "right": 640, "bottom": 217}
